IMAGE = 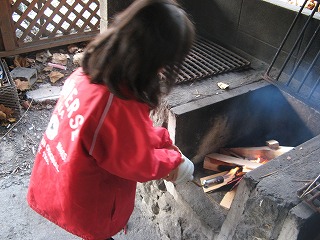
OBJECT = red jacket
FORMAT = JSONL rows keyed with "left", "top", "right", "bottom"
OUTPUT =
{"left": 27, "top": 68, "right": 182, "bottom": 240}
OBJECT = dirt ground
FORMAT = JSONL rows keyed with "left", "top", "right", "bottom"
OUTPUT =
{"left": 0, "top": 45, "right": 212, "bottom": 240}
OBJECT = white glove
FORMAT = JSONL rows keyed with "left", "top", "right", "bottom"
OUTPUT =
{"left": 174, "top": 154, "right": 194, "bottom": 184}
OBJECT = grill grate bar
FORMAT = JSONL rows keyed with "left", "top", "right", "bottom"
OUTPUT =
{"left": 191, "top": 45, "right": 228, "bottom": 71}
{"left": 175, "top": 36, "right": 251, "bottom": 84}
{"left": 286, "top": 20, "right": 320, "bottom": 87}
{"left": 193, "top": 43, "right": 231, "bottom": 68}
{"left": 199, "top": 38, "right": 249, "bottom": 68}
{"left": 187, "top": 52, "right": 222, "bottom": 74}
{"left": 308, "top": 76, "right": 320, "bottom": 99}
{"left": 264, "top": 0, "right": 320, "bottom": 110}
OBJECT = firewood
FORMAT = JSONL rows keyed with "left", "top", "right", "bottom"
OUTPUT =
{"left": 221, "top": 146, "right": 293, "bottom": 161}
{"left": 266, "top": 140, "right": 280, "bottom": 150}
{"left": 203, "top": 155, "right": 238, "bottom": 172}
{"left": 220, "top": 148, "right": 244, "bottom": 159}
{"left": 204, "top": 153, "right": 262, "bottom": 171}
{"left": 220, "top": 188, "right": 237, "bottom": 209}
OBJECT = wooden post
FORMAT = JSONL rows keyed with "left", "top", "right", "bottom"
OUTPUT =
{"left": 0, "top": 0, "right": 18, "bottom": 51}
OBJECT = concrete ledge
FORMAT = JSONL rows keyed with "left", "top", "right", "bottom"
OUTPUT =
{"left": 26, "top": 84, "right": 62, "bottom": 102}
{"left": 278, "top": 202, "right": 318, "bottom": 240}
{"left": 217, "top": 134, "right": 320, "bottom": 239}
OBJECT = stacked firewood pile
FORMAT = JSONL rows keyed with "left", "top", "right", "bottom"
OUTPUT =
{"left": 200, "top": 140, "right": 293, "bottom": 209}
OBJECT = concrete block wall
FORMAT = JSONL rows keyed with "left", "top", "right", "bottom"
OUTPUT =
{"left": 169, "top": 83, "right": 320, "bottom": 164}
{"left": 104, "top": 0, "right": 320, "bottom": 79}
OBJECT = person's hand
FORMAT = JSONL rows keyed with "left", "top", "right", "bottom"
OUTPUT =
{"left": 163, "top": 146, "right": 184, "bottom": 182}
{"left": 166, "top": 154, "right": 194, "bottom": 184}
{"left": 163, "top": 167, "right": 179, "bottom": 182}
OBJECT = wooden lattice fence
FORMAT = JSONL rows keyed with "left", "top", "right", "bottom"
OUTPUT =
{"left": 0, "top": 0, "right": 100, "bottom": 57}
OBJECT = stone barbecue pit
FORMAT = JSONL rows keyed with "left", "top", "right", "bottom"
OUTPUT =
{"left": 105, "top": 1, "right": 320, "bottom": 239}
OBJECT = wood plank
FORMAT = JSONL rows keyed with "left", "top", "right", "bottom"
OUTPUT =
{"left": 205, "top": 153, "right": 262, "bottom": 170}
{"left": 220, "top": 188, "right": 237, "bottom": 209}
{"left": 0, "top": 0, "right": 18, "bottom": 50}
{"left": 203, "top": 155, "right": 238, "bottom": 172}
{"left": 223, "top": 146, "right": 294, "bottom": 160}
{"left": 220, "top": 148, "right": 245, "bottom": 159}
{"left": 266, "top": 140, "right": 279, "bottom": 150}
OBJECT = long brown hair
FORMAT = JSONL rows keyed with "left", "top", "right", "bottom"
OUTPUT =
{"left": 82, "top": 0, "right": 195, "bottom": 108}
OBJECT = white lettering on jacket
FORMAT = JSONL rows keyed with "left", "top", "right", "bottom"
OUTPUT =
{"left": 46, "top": 144, "right": 59, "bottom": 172}
{"left": 40, "top": 77, "right": 86, "bottom": 171}
{"left": 42, "top": 151, "right": 49, "bottom": 165}
{"left": 56, "top": 78, "right": 84, "bottom": 142}
{"left": 56, "top": 142, "right": 67, "bottom": 162}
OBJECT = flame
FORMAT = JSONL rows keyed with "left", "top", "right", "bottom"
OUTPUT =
{"left": 251, "top": 156, "right": 269, "bottom": 164}
{"left": 227, "top": 167, "right": 240, "bottom": 176}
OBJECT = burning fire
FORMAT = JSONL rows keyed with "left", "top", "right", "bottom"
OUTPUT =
{"left": 251, "top": 156, "right": 269, "bottom": 164}
{"left": 241, "top": 156, "right": 270, "bottom": 173}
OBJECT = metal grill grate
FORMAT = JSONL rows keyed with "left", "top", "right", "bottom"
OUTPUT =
{"left": 175, "top": 37, "right": 251, "bottom": 84}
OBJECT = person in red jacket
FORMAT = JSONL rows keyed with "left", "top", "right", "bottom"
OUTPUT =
{"left": 27, "top": 0, "right": 195, "bottom": 239}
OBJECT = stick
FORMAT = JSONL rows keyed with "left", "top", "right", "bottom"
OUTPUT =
{"left": 260, "top": 170, "right": 278, "bottom": 179}
{"left": 300, "top": 173, "right": 320, "bottom": 198}
{"left": 301, "top": 182, "right": 320, "bottom": 197}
